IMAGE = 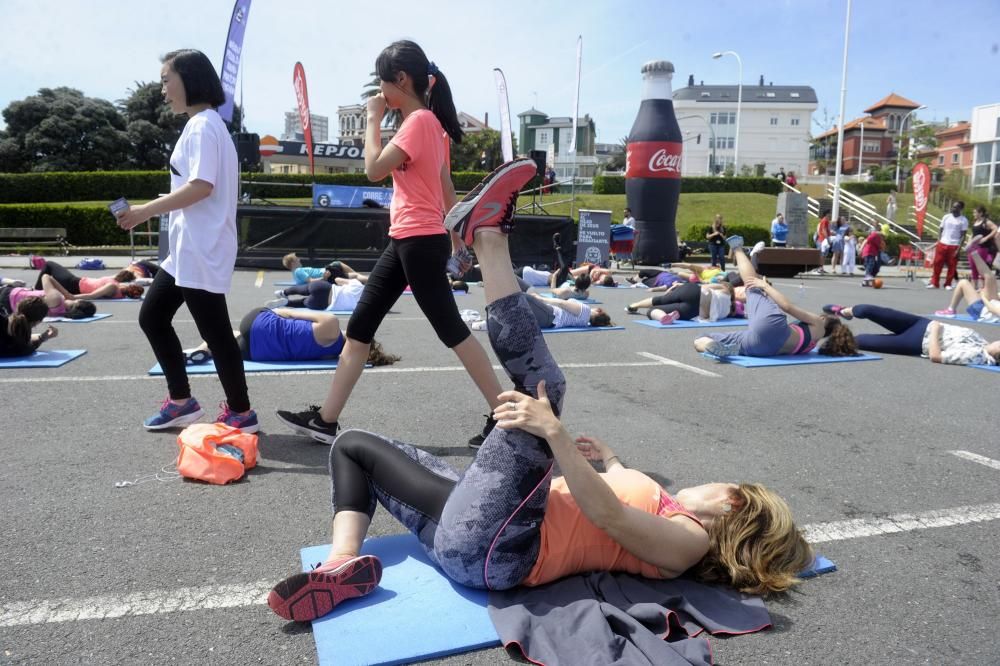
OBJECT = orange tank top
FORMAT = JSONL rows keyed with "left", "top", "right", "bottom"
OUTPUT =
{"left": 521, "top": 469, "right": 703, "bottom": 587}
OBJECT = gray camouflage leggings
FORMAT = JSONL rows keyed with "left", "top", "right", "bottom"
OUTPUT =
{"left": 328, "top": 291, "right": 565, "bottom": 590}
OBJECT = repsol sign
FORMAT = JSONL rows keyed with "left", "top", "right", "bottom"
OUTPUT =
{"left": 269, "top": 140, "right": 365, "bottom": 160}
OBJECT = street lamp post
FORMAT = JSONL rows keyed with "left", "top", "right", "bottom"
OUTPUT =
{"left": 894, "top": 104, "right": 928, "bottom": 191}
{"left": 678, "top": 114, "right": 716, "bottom": 175}
{"left": 831, "top": 0, "right": 852, "bottom": 225}
{"left": 858, "top": 118, "right": 865, "bottom": 177}
{"left": 712, "top": 51, "right": 742, "bottom": 174}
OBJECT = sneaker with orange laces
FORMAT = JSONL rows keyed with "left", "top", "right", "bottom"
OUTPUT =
{"left": 444, "top": 158, "right": 538, "bottom": 245}
{"left": 267, "top": 554, "right": 383, "bottom": 622}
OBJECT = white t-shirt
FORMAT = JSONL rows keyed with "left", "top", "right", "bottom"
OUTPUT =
{"left": 160, "top": 109, "right": 239, "bottom": 294}
{"left": 939, "top": 214, "right": 969, "bottom": 246}
{"left": 706, "top": 290, "right": 731, "bottom": 321}
{"left": 326, "top": 279, "right": 365, "bottom": 311}
{"left": 921, "top": 323, "right": 996, "bottom": 365}
{"left": 979, "top": 299, "right": 1000, "bottom": 324}
{"left": 552, "top": 302, "right": 591, "bottom": 329}
{"left": 521, "top": 266, "right": 552, "bottom": 287}
{"left": 622, "top": 215, "right": 635, "bottom": 228}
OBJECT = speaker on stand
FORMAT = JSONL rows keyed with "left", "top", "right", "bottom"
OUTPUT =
{"left": 234, "top": 133, "right": 272, "bottom": 205}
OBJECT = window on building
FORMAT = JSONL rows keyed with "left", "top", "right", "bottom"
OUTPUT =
{"left": 701, "top": 92, "right": 711, "bottom": 97}
{"left": 952, "top": 153, "right": 959, "bottom": 164}
{"left": 976, "top": 142, "right": 993, "bottom": 164}
{"left": 770, "top": 117, "right": 778, "bottom": 126}
{"left": 790, "top": 92, "right": 801, "bottom": 98}
{"left": 536, "top": 129, "right": 552, "bottom": 148}
{"left": 974, "top": 164, "right": 991, "bottom": 186}
{"left": 727, "top": 112, "right": 736, "bottom": 124}
{"left": 726, "top": 137, "right": 735, "bottom": 149}
{"left": 766, "top": 92, "right": 776, "bottom": 98}
{"left": 864, "top": 141, "right": 880, "bottom": 153}
{"left": 938, "top": 155, "right": 945, "bottom": 165}
{"left": 791, "top": 117, "right": 800, "bottom": 126}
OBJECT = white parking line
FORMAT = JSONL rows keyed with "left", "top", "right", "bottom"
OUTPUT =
{"left": 949, "top": 450, "right": 1000, "bottom": 472}
{"left": 3, "top": 501, "right": 998, "bottom": 628}
{"left": 636, "top": 351, "right": 721, "bottom": 378}
{"left": 0, "top": 361, "right": 664, "bottom": 384}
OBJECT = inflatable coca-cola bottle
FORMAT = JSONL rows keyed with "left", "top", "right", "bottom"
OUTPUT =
{"left": 626, "top": 60, "right": 682, "bottom": 264}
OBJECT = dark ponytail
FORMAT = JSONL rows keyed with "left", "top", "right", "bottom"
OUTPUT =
{"left": 375, "top": 40, "right": 464, "bottom": 144}
{"left": 9, "top": 296, "right": 46, "bottom": 344}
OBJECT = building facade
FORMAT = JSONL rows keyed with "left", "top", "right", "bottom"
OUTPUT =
{"left": 672, "top": 75, "right": 816, "bottom": 176}
{"left": 812, "top": 93, "right": 922, "bottom": 176}
{"left": 914, "top": 121, "right": 973, "bottom": 178}
{"left": 970, "top": 103, "right": 1000, "bottom": 201}
{"left": 282, "top": 111, "right": 329, "bottom": 143}
{"left": 517, "top": 109, "right": 599, "bottom": 180}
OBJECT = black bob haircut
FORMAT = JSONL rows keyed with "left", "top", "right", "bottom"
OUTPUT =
{"left": 161, "top": 49, "right": 226, "bottom": 108}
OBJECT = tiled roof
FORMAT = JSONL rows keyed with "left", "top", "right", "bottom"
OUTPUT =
{"left": 815, "top": 116, "right": 886, "bottom": 141}
{"left": 935, "top": 121, "right": 970, "bottom": 137}
{"left": 673, "top": 84, "right": 816, "bottom": 103}
{"left": 864, "top": 93, "right": 921, "bottom": 112}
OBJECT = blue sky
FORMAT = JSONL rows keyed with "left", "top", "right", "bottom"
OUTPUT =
{"left": 2, "top": 0, "right": 998, "bottom": 144}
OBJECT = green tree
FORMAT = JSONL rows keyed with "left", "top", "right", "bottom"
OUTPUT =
{"left": 361, "top": 72, "right": 401, "bottom": 131}
{"left": 118, "top": 82, "right": 186, "bottom": 169}
{"left": 0, "top": 87, "right": 130, "bottom": 172}
{"left": 605, "top": 136, "right": 628, "bottom": 171}
{"left": 894, "top": 117, "right": 938, "bottom": 182}
{"left": 449, "top": 128, "right": 516, "bottom": 172}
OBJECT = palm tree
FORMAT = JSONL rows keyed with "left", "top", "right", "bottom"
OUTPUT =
{"left": 361, "top": 72, "right": 402, "bottom": 131}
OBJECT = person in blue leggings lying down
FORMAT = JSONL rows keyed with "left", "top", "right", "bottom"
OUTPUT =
{"left": 823, "top": 304, "right": 1000, "bottom": 366}
{"left": 266, "top": 217, "right": 814, "bottom": 623}
{"left": 694, "top": 248, "right": 858, "bottom": 358}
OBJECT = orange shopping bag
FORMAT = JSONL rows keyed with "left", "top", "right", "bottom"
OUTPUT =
{"left": 176, "top": 423, "right": 258, "bottom": 485}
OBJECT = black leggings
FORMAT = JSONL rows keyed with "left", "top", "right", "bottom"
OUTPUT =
{"left": 283, "top": 281, "right": 331, "bottom": 310}
{"left": 852, "top": 304, "right": 930, "bottom": 356}
{"left": 638, "top": 268, "right": 664, "bottom": 288}
{"left": 34, "top": 261, "right": 81, "bottom": 293}
{"left": 236, "top": 307, "right": 266, "bottom": 360}
{"left": 347, "top": 234, "right": 469, "bottom": 347}
{"left": 139, "top": 270, "right": 250, "bottom": 412}
{"left": 650, "top": 282, "right": 701, "bottom": 320}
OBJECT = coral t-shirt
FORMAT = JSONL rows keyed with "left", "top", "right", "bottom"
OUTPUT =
{"left": 78, "top": 276, "right": 121, "bottom": 299}
{"left": 387, "top": 109, "right": 450, "bottom": 240}
{"left": 521, "top": 469, "right": 703, "bottom": 587}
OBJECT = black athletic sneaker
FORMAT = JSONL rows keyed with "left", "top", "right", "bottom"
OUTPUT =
{"left": 275, "top": 405, "right": 340, "bottom": 444}
{"left": 467, "top": 414, "right": 498, "bottom": 449}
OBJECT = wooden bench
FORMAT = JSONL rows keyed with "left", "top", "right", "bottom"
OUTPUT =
{"left": 0, "top": 227, "right": 69, "bottom": 254}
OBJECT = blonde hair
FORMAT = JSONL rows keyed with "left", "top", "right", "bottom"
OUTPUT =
{"left": 690, "top": 483, "right": 813, "bottom": 596}
{"left": 282, "top": 252, "right": 299, "bottom": 270}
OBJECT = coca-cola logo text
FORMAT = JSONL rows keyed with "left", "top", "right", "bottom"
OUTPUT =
{"left": 625, "top": 141, "right": 682, "bottom": 179}
{"left": 913, "top": 169, "right": 927, "bottom": 211}
{"left": 294, "top": 74, "right": 310, "bottom": 131}
{"left": 648, "top": 148, "right": 681, "bottom": 174}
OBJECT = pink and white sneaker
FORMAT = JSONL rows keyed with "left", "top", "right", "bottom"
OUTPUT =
{"left": 444, "top": 159, "right": 538, "bottom": 245}
{"left": 934, "top": 308, "right": 957, "bottom": 317}
{"left": 267, "top": 554, "right": 382, "bottom": 622}
{"left": 659, "top": 311, "right": 680, "bottom": 325}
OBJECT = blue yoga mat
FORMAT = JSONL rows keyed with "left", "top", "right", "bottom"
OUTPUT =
{"left": 101, "top": 297, "right": 143, "bottom": 302}
{"left": 593, "top": 284, "right": 637, "bottom": 289}
{"left": 0, "top": 349, "right": 87, "bottom": 368}
{"left": 799, "top": 555, "right": 838, "bottom": 579}
{"left": 542, "top": 325, "right": 625, "bottom": 334}
{"left": 43, "top": 313, "right": 113, "bottom": 323}
{"left": 970, "top": 364, "right": 1000, "bottom": 374}
{"left": 927, "top": 313, "right": 1000, "bottom": 326}
{"left": 633, "top": 317, "right": 748, "bottom": 330}
{"left": 274, "top": 280, "right": 297, "bottom": 287}
{"left": 403, "top": 290, "right": 467, "bottom": 296}
{"left": 148, "top": 358, "right": 353, "bottom": 375}
{"left": 701, "top": 349, "right": 881, "bottom": 367}
{"left": 537, "top": 292, "right": 602, "bottom": 304}
{"left": 299, "top": 534, "right": 499, "bottom": 666}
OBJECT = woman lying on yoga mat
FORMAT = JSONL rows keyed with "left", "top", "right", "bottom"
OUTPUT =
{"left": 934, "top": 253, "right": 1000, "bottom": 324}
{"left": 266, "top": 211, "right": 813, "bottom": 623}
{"left": 118, "top": 260, "right": 160, "bottom": 285}
{"left": 694, "top": 249, "right": 857, "bottom": 358}
{"left": 625, "top": 281, "right": 739, "bottom": 325}
{"left": 33, "top": 260, "right": 144, "bottom": 300}
{"left": 0, "top": 296, "right": 59, "bottom": 358}
{"left": 184, "top": 307, "right": 399, "bottom": 366}
{"left": 823, "top": 304, "right": 1000, "bottom": 366}
{"left": 515, "top": 266, "right": 592, "bottom": 300}
{"left": 471, "top": 291, "right": 612, "bottom": 330}
{"left": 1, "top": 277, "right": 97, "bottom": 320}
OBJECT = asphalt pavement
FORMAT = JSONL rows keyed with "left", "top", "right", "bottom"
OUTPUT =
{"left": 1, "top": 258, "right": 998, "bottom": 665}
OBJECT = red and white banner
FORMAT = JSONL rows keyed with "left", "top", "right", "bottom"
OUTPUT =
{"left": 625, "top": 141, "right": 683, "bottom": 179}
{"left": 912, "top": 162, "right": 931, "bottom": 237}
{"left": 293, "top": 62, "right": 315, "bottom": 176}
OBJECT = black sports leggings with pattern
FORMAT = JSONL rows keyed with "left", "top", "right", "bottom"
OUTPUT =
{"left": 329, "top": 291, "right": 565, "bottom": 590}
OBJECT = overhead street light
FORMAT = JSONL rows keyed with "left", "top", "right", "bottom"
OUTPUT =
{"left": 712, "top": 51, "right": 742, "bottom": 174}
{"left": 895, "top": 104, "right": 928, "bottom": 190}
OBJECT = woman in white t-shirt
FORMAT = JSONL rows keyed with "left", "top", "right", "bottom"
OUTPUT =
{"left": 824, "top": 303, "right": 1000, "bottom": 366}
{"left": 116, "top": 49, "right": 256, "bottom": 433}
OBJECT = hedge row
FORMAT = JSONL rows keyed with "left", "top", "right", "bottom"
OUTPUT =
{"left": 593, "top": 175, "right": 782, "bottom": 196}
{"left": 0, "top": 204, "right": 130, "bottom": 245}
{"left": 683, "top": 223, "right": 770, "bottom": 247}
{"left": 841, "top": 181, "right": 896, "bottom": 196}
{"left": 0, "top": 170, "right": 494, "bottom": 203}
